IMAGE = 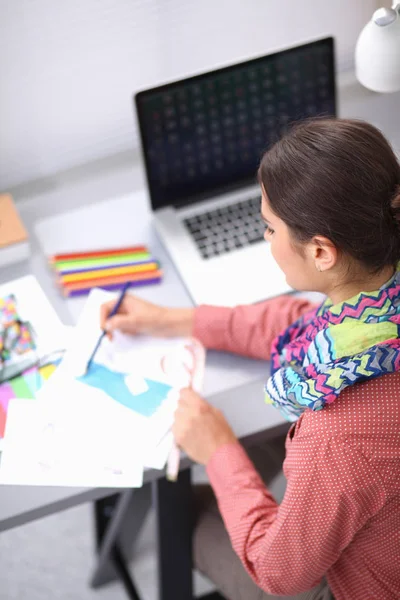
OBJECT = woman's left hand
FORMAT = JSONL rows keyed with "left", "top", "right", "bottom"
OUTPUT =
{"left": 172, "top": 387, "right": 238, "bottom": 465}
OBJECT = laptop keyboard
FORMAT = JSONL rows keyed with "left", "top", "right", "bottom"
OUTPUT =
{"left": 183, "top": 195, "right": 265, "bottom": 259}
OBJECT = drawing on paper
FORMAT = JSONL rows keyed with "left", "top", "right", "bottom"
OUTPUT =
{"left": 74, "top": 337, "right": 202, "bottom": 420}
{"left": 77, "top": 362, "right": 173, "bottom": 418}
{"left": 0, "top": 361, "right": 59, "bottom": 442}
{"left": 0, "top": 294, "right": 36, "bottom": 359}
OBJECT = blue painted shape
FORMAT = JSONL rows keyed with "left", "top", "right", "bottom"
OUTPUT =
{"left": 77, "top": 363, "right": 172, "bottom": 417}
{"left": 23, "top": 368, "right": 41, "bottom": 396}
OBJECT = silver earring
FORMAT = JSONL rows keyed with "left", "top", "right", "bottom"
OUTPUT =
{"left": 316, "top": 264, "right": 321, "bottom": 272}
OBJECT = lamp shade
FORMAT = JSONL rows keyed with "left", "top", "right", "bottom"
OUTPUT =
{"left": 355, "top": 5, "right": 400, "bottom": 93}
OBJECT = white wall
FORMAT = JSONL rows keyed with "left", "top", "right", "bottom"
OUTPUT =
{"left": 0, "top": 0, "right": 377, "bottom": 189}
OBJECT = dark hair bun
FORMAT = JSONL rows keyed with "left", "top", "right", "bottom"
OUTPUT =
{"left": 391, "top": 185, "right": 400, "bottom": 228}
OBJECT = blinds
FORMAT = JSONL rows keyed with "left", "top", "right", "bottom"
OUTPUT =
{"left": 0, "top": 0, "right": 376, "bottom": 189}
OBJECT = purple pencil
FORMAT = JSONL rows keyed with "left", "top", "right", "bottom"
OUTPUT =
{"left": 63, "top": 277, "right": 162, "bottom": 297}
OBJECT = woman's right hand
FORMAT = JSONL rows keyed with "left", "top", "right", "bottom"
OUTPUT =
{"left": 100, "top": 294, "right": 194, "bottom": 339}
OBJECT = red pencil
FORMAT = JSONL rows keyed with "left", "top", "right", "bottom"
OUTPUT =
{"left": 50, "top": 246, "right": 148, "bottom": 263}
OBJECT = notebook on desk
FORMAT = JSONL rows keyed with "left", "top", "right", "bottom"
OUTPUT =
{"left": 134, "top": 37, "right": 337, "bottom": 307}
{"left": 0, "top": 194, "right": 30, "bottom": 267}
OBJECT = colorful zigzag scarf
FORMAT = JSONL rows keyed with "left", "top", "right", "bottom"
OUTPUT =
{"left": 265, "top": 270, "right": 400, "bottom": 421}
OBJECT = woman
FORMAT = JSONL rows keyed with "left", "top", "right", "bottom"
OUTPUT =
{"left": 101, "top": 119, "right": 400, "bottom": 600}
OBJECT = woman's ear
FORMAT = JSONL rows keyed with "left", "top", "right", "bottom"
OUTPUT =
{"left": 311, "top": 236, "right": 338, "bottom": 272}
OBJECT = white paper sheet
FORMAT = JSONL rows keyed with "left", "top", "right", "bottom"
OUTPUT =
{"left": 144, "top": 431, "right": 174, "bottom": 470}
{"left": 0, "top": 277, "right": 70, "bottom": 452}
{"left": 0, "top": 399, "right": 143, "bottom": 488}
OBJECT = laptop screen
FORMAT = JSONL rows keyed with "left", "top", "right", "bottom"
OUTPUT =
{"left": 135, "top": 37, "right": 336, "bottom": 211}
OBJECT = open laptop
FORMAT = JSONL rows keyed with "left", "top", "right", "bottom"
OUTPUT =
{"left": 135, "top": 37, "right": 336, "bottom": 307}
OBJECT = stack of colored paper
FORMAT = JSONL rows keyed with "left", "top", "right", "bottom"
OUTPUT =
{"left": 50, "top": 246, "right": 163, "bottom": 297}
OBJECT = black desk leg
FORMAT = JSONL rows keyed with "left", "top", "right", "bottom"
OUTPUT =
{"left": 91, "top": 484, "right": 151, "bottom": 597}
{"left": 111, "top": 545, "right": 142, "bottom": 600}
{"left": 154, "top": 468, "right": 194, "bottom": 600}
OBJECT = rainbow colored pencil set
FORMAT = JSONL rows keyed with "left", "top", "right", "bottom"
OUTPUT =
{"left": 49, "top": 246, "right": 163, "bottom": 297}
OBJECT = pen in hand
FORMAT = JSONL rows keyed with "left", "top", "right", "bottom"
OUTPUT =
{"left": 84, "top": 282, "right": 131, "bottom": 375}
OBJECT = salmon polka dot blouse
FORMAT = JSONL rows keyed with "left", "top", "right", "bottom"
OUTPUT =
{"left": 194, "top": 296, "right": 400, "bottom": 599}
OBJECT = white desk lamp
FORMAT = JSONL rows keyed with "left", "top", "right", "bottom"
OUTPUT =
{"left": 355, "top": 3, "right": 400, "bottom": 92}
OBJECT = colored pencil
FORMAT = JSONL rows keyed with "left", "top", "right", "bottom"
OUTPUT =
{"left": 62, "top": 277, "right": 162, "bottom": 297}
{"left": 59, "top": 262, "right": 160, "bottom": 285}
{"left": 49, "top": 245, "right": 163, "bottom": 297}
{"left": 51, "top": 253, "right": 151, "bottom": 272}
{"left": 60, "top": 269, "right": 163, "bottom": 294}
{"left": 53, "top": 259, "right": 155, "bottom": 276}
{"left": 85, "top": 281, "right": 132, "bottom": 373}
{"left": 50, "top": 246, "right": 148, "bottom": 263}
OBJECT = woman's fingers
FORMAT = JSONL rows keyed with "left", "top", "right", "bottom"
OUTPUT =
{"left": 100, "top": 300, "right": 114, "bottom": 330}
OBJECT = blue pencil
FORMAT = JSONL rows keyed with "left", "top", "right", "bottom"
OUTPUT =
{"left": 84, "top": 281, "right": 131, "bottom": 374}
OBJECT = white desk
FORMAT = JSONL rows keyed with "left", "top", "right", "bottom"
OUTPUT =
{"left": 0, "top": 190, "right": 288, "bottom": 529}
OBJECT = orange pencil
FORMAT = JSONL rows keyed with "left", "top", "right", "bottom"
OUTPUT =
{"left": 59, "top": 262, "right": 159, "bottom": 284}
{"left": 60, "top": 269, "right": 163, "bottom": 295}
